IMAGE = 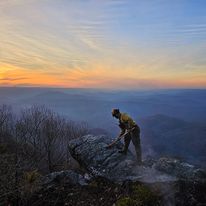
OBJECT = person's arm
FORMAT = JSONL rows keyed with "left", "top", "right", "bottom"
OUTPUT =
{"left": 106, "top": 122, "right": 125, "bottom": 148}
{"left": 106, "top": 127, "right": 135, "bottom": 148}
{"left": 106, "top": 134, "right": 124, "bottom": 148}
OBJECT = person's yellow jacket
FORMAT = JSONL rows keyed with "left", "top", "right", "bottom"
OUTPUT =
{"left": 120, "top": 113, "right": 136, "bottom": 129}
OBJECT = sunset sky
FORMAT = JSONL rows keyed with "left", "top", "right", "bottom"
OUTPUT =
{"left": 0, "top": 0, "right": 206, "bottom": 89}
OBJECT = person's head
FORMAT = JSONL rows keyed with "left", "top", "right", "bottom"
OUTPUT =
{"left": 112, "top": 108, "right": 121, "bottom": 119}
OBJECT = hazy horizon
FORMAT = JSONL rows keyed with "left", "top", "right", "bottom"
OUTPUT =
{"left": 0, "top": 85, "right": 206, "bottom": 91}
{"left": 1, "top": 86, "right": 205, "bottom": 123}
{"left": 0, "top": 86, "right": 206, "bottom": 166}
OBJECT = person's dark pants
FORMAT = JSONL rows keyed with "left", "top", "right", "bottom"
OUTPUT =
{"left": 123, "top": 127, "right": 142, "bottom": 164}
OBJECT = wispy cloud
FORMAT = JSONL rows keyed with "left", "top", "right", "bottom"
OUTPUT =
{"left": 0, "top": 77, "right": 28, "bottom": 81}
{"left": 0, "top": 0, "right": 206, "bottom": 89}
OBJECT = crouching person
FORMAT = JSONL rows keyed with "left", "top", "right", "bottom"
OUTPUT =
{"left": 108, "top": 109, "right": 142, "bottom": 165}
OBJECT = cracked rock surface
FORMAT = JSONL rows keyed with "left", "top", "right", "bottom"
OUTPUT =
{"left": 68, "top": 134, "right": 177, "bottom": 183}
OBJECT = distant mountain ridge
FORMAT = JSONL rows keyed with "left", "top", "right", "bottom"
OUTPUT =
{"left": 1, "top": 87, "right": 205, "bottom": 124}
{"left": 141, "top": 114, "right": 206, "bottom": 166}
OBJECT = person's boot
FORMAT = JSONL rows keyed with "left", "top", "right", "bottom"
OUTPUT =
{"left": 118, "top": 150, "right": 127, "bottom": 155}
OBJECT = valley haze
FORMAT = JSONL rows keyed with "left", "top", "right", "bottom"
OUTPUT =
{"left": 0, "top": 87, "right": 206, "bottom": 167}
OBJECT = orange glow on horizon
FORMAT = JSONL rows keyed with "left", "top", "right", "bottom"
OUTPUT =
{"left": 0, "top": 62, "right": 205, "bottom": 89}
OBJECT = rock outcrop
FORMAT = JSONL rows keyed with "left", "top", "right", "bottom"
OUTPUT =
{"left": 26, "top": 134, "right": 206, "bottom": 206}
{"left": 68, "top": 134, "right": 206, "bottom": 183}
{"left": 68, "top": 134, "right": 206, "bottom": 205}
{"left": 41, "top": 170, "right": 88, "bottom": 187}
{"left": 69, "top": 134, "right": 132, "bottom": 180}
{"left": 154, "top": 157, "right": 206, "bottom": 180}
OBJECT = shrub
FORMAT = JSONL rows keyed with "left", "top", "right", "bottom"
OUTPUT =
{"left": 116, "top": 183, "right": 160, "bottom": 206}
{"left": 24, "top": 170, "right": 40, "bottom": 184}
{"left": 116, "top": 197, "right": 137, "bottom": 206}
{"left": 132, "top": 184, "right": 160, "bottom": 206}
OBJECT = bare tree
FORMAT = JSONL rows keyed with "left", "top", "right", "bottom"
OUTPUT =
{"left": 15, "top": 105, "right": 50, "bottom": 170}
{"left": 0, "top": 105, "right": 19, "bottom": 205}
{"left": 15, "top": 105, "right": 89, "bottom": 173}
{"left": 41, "top": 112, "right": 66, "bottom": 172}
{"left": 0, "top": 104, "right": 13, "bottom": 143}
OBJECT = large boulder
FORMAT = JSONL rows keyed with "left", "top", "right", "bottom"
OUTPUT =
{"left": 68, "top": 135, "right": 176, "bottom": 183}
